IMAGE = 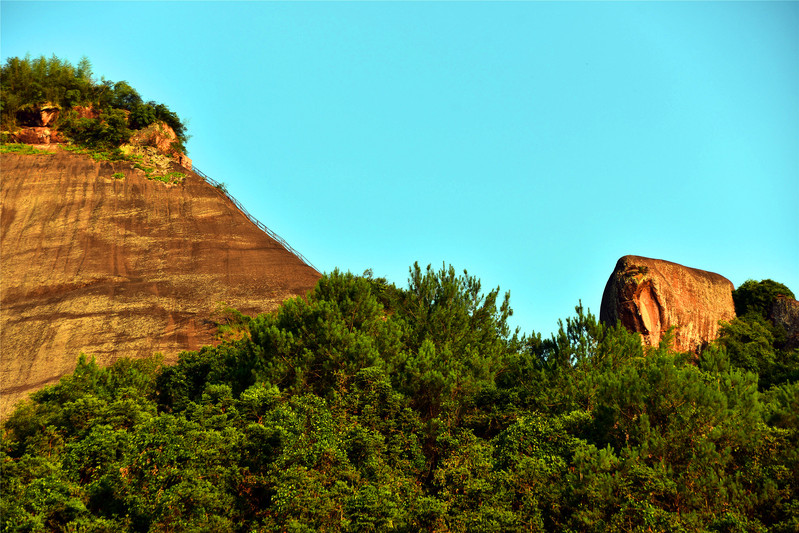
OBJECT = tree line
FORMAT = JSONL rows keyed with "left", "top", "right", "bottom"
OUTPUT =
{"left": 1, "top": 264, "right": 797, "bottom": 532}
{"left": 1, "top": 55, "right": 188, "bottom": 153}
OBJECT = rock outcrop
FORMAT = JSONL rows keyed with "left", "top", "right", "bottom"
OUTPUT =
{"left": 11, "top": 127, "right": 67, "bottom": 144}
{"left": 128, "top": 122, "right": 192, "bottom": 170}
{"left": 771, "top": 296, "right": 799, "bottom": 350}
{"left": 15, "top": 103, "right": 60, "bottom": 127}
{"left": 0, "top": 150, "right": 320, "bottom": 417}
{"left": 71, "top": 105, "right": 100, "bottom": 120}
{"left": 600, "top": 255, "right": 736, "bottom": 352}
{"left": 8, "top": 107, "right": 191, "bottom": 170}
{"left": 39, "top": 105, "right": 60, "bottom": 127}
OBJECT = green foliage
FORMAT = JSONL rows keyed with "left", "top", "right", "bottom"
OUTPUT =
{"left": 147, "top": 171, "right": 186, "bottom": 184}
{"left": 130, "top": 162, "right": 186, "bottom": 184}
{"left": 1, "top": 54, "right": 189, "bottom": 151}
{"left": 717, "top": 315, "right": 776, "bottom": 375}
{"left": 129, "top": 102, "right": 157, "bottom": 130}
{"left": 0, "top": 54, "right": 94, "bottom": 127}
{"left": 215, "top": 305, "right": 254, "bottom": 341}
{"left": 58, "top": 108, "right": 131, "bottom": 149}
{"left": 393, "top": 263, "right": 516, "bottom": 422}
{"left": 108, "top": 81, "right": 142, "bottom": 111}
{"left": 0, "top": 143, "right": 53, "bottom": 155}
{"left": 3, "top": 267, "right": 798, "bottom": 531}
{"left": 247, "top": 270, "right": 401, "bottom": 399}
{"left": 61, "top": 143, "right": 127, "bottom": 162}
{"left": 715, "top": 279, "right": 799, "bottom": 390}
{"left": 733, "top": 279, "right": 795, "bottom": 318}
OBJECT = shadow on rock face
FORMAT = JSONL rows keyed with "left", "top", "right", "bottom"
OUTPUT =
{"left": 600, "top": 255, "right": 736, "bottom": 353}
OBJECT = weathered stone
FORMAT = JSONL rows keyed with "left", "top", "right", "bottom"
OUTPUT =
{"left": 13, "top": 127, "right": 45, "bottom": 143}
{"left": 129, "top": 122, "right": 178, "bottom": 153}
{"left": 128, "top": 121, "right": 191, "bottom": 169}
{"left": 71, "top": 105, "right": 100, "bottom": 120}
{"left": 15, "top": 103, "right": 60, "bottom": 127}
{"left": 1, "top": 150, "right": 320, "bottom": 417}
{"left": 177, "top": 152, "right": 192, "bottom": 170}
{"left": 40, "top": 105, "right": 60, "bottom": 126}
{"left": 600, "top": 255, "right": 736, "bottom": 352}
{"left": 12, "top": 127, "right": 65, "bottom": 144}
{"left": 51, "top": 130, "right": 67, "bottom": 143}
{"left": 770, "top": 296, "right": 799, "bottom": 349}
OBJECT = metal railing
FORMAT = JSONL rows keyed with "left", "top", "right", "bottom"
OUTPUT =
{"left": 191, "top": 165, "right": 320, "bottom": 274}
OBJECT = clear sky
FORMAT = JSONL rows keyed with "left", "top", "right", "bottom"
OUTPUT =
{"left": 2, "top": 1, "right": 797, "bottom": 337}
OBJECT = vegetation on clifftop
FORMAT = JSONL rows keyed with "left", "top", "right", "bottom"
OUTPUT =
{"left": 717, "top": 279, "right": 799, "bottom": 390}
{"left": 2, "top": 264, "right": 797, "bottom": 532}
{"left": 0, "top": 54, "right": 188, "bottom": 153}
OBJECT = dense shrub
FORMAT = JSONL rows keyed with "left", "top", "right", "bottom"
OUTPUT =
{"left": 1, "top": 54, "right": 188, "bottom": 151}
{"left": 2, "top": 267, "right": 797, "bottom": 531}
{"left": 733, "top": 279, "right": 795, "bottom": 318}
{"left": 718, "top": 279, "right": 799, "bottom": 390}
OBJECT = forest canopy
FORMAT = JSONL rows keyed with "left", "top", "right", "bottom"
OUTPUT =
{"left": 0, "top": 54, "right": 188, "bottom": 152}
{"left": 2, "top": 265, "right": 797, "bottom": 532}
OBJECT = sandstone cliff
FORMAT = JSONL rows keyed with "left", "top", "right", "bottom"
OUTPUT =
{"left": 0, "top": 150, "right": 320, "bottom": 417}
{"left": 600, "top": 255, "right": 736, "bottom": 352}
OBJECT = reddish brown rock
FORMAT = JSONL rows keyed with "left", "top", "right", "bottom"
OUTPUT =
{"left": 128, "top": 121, "right": 191, "bottom": 169}
{"left": 129, "top": 122, "right": 179, "bottom": 153}
{"left": 600, "top": 255, "right": 736, "bottom": 352}
{"left": 15, "top": 103, "right": 60, "bottom": 127}
{"left": 39, "top": 105, "right": 60, "bottom": 127}
{"left": 176, "top": 152, "right": 192, "bottom": 170}
{"left": 12, "top": 127, "right": 46, "bottom": 144}
{"left": 11, "top": 127, "right": 66, "bottom": 144}
{"left": 0, "top": 149, "right": 320, "bottom": 417}
{"left": 71, "top": 105, "right": 101, "bottom": 120}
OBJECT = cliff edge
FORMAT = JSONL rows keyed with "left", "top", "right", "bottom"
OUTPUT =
{"left": 0, "top": 150, "right": 320, "bottom": 417}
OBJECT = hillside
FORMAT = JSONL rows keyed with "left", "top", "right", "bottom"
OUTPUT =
{"left": 2, "top": 265, "right": 797, "bottom": 531}
{"left": 0, "top": 148, "right": 320, "bottom": 417}
{"left": 2, "top": 55, "right": 797, "bottom": 532}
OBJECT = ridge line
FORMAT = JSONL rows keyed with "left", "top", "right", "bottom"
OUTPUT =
{"left": 191, "top": 165, "right": 320, "bottom": 275}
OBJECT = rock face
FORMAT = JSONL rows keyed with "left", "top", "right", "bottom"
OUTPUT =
{"left": 71, "top": 105, "right": 101, "bottom": 120}
{"left": 39, "top": 105, "right": 60, "bottom": 127}
{"left": 128, "top": 122, "right": 192, "bottom": 170}
{"left": 771, "top": 296, "right": 799, "bottom": 349}
{"left": 600, "top": 255, "right": 736, "bottom": 352}
{"left": 15, "top": 103, "right": 60, "bottom": 127}
{"left": 9, "top": 109, "right": 192, "bottom": 170}
{"left": 11, "top": 127, "right": 67, "bottom": 144}
{"left": 0, "top": 150, "right": 320, "bottom": 417}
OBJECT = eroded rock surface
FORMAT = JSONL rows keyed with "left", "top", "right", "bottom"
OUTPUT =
{"left": 15, "top": 103, "right": 60, "bottom": 127}
{"left": 128, "top": 122, "right": 192, "bottom": 170}
{"left": 1, "top": 150, "right": 320, "bottom": 417}
{"left": 71, "top": 105, "right": 101, "bottom": 120}
{"left": 11, "top": 127, "right": 67, "bottom": 144}
{"left": 771, "top": 296, "right": 799, "bottom": 350}
{"left": 600, "top": 255, "right": 736, "bottom": 352}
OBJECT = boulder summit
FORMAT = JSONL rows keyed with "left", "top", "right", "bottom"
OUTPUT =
{"left": 600, "top": 255, "right": 736, "bottom": 352}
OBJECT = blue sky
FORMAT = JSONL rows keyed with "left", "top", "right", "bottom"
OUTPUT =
{"left": 2, "top": 1, "right": 797, "bottom": 337}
